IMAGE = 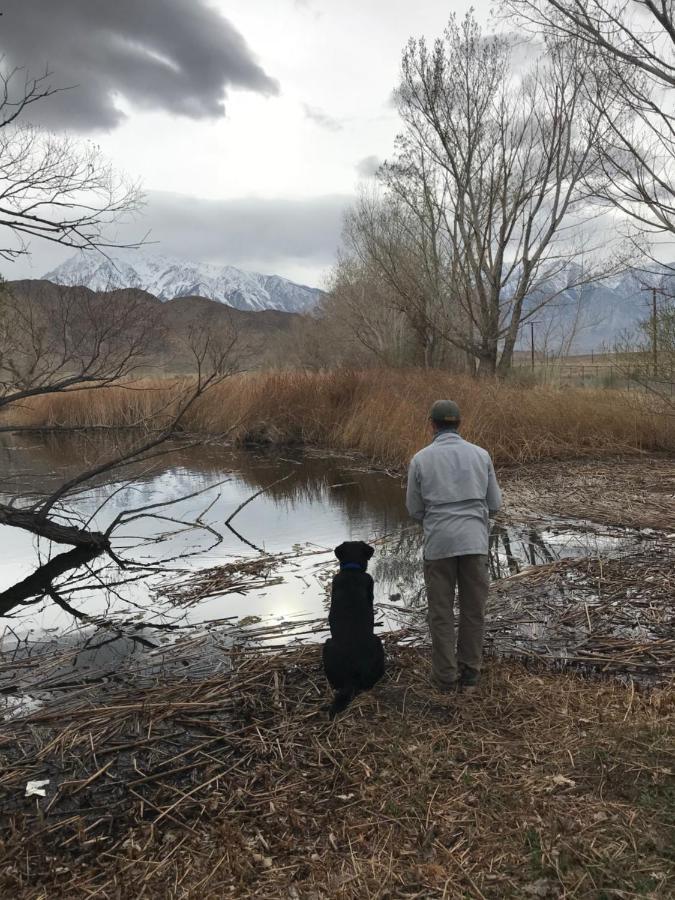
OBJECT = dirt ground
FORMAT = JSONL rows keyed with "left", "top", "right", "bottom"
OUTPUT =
{"left": 0, "top": 644, "right": 672, "bottom": 899}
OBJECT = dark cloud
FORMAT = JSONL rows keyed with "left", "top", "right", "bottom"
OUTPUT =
{"left": 140, "top": 191, "right": 349, "bottom": 271}
{"left": 302, "top": 103, "right": 343, "bottom": 131}
{"left": 2, "top": 190, "right": 352, "bottom": 284}
{"left": 0, "top": 0, "right": 279, "bottom": 130}
{"left": 356, "top": 155, "right": 382, "bottom": 177}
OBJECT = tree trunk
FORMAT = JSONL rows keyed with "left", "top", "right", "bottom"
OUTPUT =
{"left": 0, "top": 503, "right": 110, "bottom": 549}
{"left": 476, "top": 335, "right": 499, "bottom": 377}
{"left": 423, "top": 326, "right": 436, "bottom": 369}
{"left": 497, "top": 338, "right": 517, "bottom": 376}
{"left": 477, "top": 352, "right": 497, "bottom": 377}
{"left": 498, "top": 292, "right": 527, "bottom": 377}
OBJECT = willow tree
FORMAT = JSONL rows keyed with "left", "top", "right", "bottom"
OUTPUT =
{"left": 392, "top": 12, "right": 613, "bottom": 376}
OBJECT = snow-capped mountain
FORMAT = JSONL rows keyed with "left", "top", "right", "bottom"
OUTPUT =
{"left": 44, "top": 251, "right": 324, "bottom": 313}
{"left": 518, "top": 262, "right": 675, "bottom": 352}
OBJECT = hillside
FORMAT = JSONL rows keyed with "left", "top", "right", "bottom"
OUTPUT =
{"left": 516, "top": 263, "right": 675, "bottom": 353}
{"left": 4, "top": 280, "right": 299, "bottom": 373}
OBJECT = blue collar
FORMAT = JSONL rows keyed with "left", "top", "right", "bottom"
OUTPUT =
{"left": 340, "top": 562, "right": 364, "bottom": 571}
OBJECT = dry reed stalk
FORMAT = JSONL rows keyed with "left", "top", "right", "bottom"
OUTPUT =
{"left": 5, "top": 369, "right": 675, "bottom": 466}
{"left": 0, "top": 637, "right": 672, "bottom": 899}
{"left": 504, "top": 456, "right": 675, "bottom": 531}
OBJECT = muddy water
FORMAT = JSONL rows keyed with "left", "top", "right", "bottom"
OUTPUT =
{"left": 0, "top": 433, "right": 653, "bottom": 696}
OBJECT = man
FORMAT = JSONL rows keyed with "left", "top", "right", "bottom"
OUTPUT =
{"left": 406, "top": 399, "right": 502, "bottom": 692}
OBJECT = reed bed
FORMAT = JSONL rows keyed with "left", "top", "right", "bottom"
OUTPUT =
{"left": 486, "top": 546, "right": 675, "bottom": 677}
{"left": 0, "top": 635, "right": 672, "bottom": 899}
{"left": 6, "top": 369, "right": 674, "bottom": 467}
{"left": 504, "top": 456, "right": 675, "bottom": 531}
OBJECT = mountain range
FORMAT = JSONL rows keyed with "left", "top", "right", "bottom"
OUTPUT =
{"left": 45, "top": 251, "right": 324, "bottom": 314}
{"left": 515, "top": 264, "right": 674, "bottom": 353}
{"left": 43, "top": 250, "right": 673, "bottom": 352}
{"left": 6, "top": 279, "right": 300, "bottom": 373}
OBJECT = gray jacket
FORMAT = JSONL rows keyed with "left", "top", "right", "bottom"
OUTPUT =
{"left": 406, "top": 430, "right": 502, "bottom": 560}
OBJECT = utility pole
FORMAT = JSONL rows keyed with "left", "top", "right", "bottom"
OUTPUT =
{"left": 519, "top": 319, "right": 540, "bottom": 374}
{"left": 641, "top": 284, "right": 659, "bottom": 378}
{"left": 529, "top": 321, "right": 538, "bottom": 371}
{"left": 652, "top": 286, "right": 658, "bottom": 377}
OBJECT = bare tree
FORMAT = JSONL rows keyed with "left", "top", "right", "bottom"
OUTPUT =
{"left": 0, "top": 60, "right": 248, "bottom": 640}
{"left": 0, "top": 58, "right": 208, "bottom": 551}
{"left": 392, "top": 12, "right": 621, "bottom": 375}
{"left": 0, "top": 281, "right": 158, "bottom": 411}
{"left": 0, "top": 299, "right": 243, "bottom": 549}
{"left": 326, "top": 254, "right": 420, "bottom": 367}
{"left": 498, "top": 1, "right": 675, "bottom": 86}
{"left": 343, "top": 158, "right": 471, "bottom": 370}
{"left": 613, "top": 282, "right": 675, "bottom": 408}
{"left": 0, "top": 64, "right": 143, "bottom": 260}
{"left": 501, "top": 0, "right": 675, "bottom": 240}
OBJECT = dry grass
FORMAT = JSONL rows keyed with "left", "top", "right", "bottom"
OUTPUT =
{"left": 7, "top": 369, "right": 674, "bottom": 467}
{"left": 0, "top": 637, "right": 672, "bottom": 899}
{"left": 7, "top": 378, "right": 184, "bottom": 430}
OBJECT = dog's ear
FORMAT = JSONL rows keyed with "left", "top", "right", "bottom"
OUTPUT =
{"left": 361, "top": 541, "right": 375, "bottom": 560}
{"left": 334, "top": 542, "right": 347, "bottom": 561}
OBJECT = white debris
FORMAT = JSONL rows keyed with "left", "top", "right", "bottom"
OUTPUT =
{"left": 25, "top": 779, "right": 49, "bottom": 798}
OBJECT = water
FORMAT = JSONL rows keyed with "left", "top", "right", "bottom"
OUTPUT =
{"left": 1, "top": 436, "right": 409, "bottom": 629}
{"left": 0, "top": 433, "right": 659, "bottom": 701}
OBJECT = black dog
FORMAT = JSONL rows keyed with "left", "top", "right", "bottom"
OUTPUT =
{"left": 322, "top": 541, "right": 385, "bottom": 717}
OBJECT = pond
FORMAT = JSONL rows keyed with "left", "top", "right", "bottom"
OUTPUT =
{"left": 0, "top": 432, "right": 662, "bottom": 704}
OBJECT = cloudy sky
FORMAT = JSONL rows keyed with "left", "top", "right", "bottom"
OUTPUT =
{"left": 1, "top": 0, "right": 488, "bottom": 287}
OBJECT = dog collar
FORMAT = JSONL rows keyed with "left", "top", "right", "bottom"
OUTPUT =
{"left": 340, "top": 562, "right": 364, "bottom": 571}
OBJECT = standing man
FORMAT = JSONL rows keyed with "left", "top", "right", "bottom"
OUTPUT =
{"left": 406, "top": 400, "right": 502, "bottom": 692}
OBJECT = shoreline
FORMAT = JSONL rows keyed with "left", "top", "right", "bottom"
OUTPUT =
{"left": 1, "top": 443, "right": 673, "bottom": 896}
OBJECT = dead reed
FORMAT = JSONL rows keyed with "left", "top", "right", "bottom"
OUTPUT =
{"left": 0, "top": 636, "right": 672, "bottom": 899}
{"left": 6, "top": 369, "right": 674, "bottom": 467}
{"left": 504, "top": 455, "right": 675, "bottom": 530}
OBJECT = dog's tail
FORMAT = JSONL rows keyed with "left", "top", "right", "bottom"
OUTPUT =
{"left": 329, "top": 685, "right": 356, "bottom": 718}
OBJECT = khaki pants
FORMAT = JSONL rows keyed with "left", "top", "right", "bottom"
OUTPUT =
{"left": 423, "top": 555, "right": 489, "bottom": 685}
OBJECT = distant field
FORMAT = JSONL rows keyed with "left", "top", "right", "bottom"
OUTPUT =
{"left": 6, "top": 369, "right": 674, "bottom": 467}
{"left": 511, "top": 350, "right": 621, "bottom": 365}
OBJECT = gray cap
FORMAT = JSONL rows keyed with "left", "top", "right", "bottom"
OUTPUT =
{"left": 430, "top": 399, "right": 461, "bottom": 424}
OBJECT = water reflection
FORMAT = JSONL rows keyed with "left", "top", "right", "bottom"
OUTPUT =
{"left": 0, "top": 432, "right": 404, "bottom": 523}
{"left": 0, "top": 431, "right": 645, "bottom": 700}
{"left": 0, "top": 434, "right": 410, "bottom": 635}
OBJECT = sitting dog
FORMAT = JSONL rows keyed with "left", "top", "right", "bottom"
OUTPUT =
{"left": 322, "top": 541, "right": 385, "bottom": 717}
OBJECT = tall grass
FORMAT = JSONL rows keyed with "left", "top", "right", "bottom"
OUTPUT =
{"left": 6, "top": 370, "right": 673, "bottom": 468}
